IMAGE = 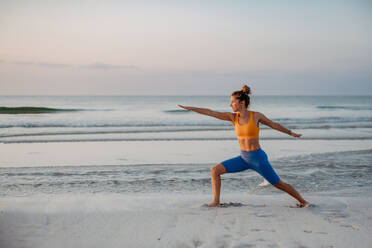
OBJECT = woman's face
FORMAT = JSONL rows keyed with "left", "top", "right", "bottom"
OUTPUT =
{"left": 230, "top": 95, "right": 244, "bottom": 112}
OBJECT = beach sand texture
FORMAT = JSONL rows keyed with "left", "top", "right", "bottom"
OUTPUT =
{"left": 1, "top": 194, "right": 372, "bottom": 248}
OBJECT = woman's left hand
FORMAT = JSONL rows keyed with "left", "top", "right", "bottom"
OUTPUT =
{"left": 290, "top": 132, "right": 302, "bottom": 138}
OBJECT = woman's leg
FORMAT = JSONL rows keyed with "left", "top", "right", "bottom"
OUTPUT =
{"left": 274, "top": 180, "right": 309, "bottom": 207}
{"left": 250, "top": 149, "right": 310, "bottom": 207}
{"left": 209, "top": 163, "right": 226, "bottom": 207}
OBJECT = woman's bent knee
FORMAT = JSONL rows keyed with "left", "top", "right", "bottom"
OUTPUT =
{"left": 211, "top": 163, "right": 226, "bottom": 176}
{"left": 211, "top": 166, "right": 217, "bottom": 175}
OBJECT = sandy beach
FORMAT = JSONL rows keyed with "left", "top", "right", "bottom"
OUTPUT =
{"left": 1, "top": 193, "right": 372, "bottom": 248}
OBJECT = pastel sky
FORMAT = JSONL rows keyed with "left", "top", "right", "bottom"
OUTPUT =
{"left": 0, "top": 0, "right": 371, "bottom": 95}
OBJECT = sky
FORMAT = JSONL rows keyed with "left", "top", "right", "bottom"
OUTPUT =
{"left": 0, "top": 0, "right": 371, "bottom": 95}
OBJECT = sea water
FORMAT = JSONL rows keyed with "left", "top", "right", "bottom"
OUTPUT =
{"left": 1, "top": 95, "right": 372, "bottom": 197}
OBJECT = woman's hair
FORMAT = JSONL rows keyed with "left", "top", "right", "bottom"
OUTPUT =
{"left": 232, "top": 85, "right": 251, "bottom": 108}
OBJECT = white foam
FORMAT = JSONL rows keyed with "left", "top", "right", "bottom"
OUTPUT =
{"left": 258, "top": 179, "right": 270, "bottom": 187}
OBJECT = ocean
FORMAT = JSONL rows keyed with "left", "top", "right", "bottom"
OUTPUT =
{"left": 1, "top": 95, "right": 372, "bottom": 198}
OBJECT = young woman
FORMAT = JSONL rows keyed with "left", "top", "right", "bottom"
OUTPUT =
{"left": 178, "top": 85, "right": 310, "bottom": 208}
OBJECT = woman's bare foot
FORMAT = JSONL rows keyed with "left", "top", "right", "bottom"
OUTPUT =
{"left": 297, "top": 201, "right": 311, "bottom": 208}
{"left": 208, "top": 201, "right": 220, "bottom": 207}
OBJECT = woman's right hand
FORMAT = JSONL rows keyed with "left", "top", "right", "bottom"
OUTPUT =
{"left": 178, "top": 104, "right": 193, "bottom": 111}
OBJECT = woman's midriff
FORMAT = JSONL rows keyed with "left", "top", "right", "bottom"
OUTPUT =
{"left": 238, "top": 137, "right": 261, "bottom": 151}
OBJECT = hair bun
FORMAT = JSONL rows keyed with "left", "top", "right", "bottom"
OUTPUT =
{"left": 241, "top": 85, "right": 251, "bottom": 95}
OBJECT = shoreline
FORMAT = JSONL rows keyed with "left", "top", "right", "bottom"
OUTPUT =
{"left": 1, "top": 139, "right": 372, "bottom": 168}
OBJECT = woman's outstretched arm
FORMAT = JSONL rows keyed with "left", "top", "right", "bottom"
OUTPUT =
{"left": 178, "top": 105, "right": 234, "bottom": 122}
{"left": 257, "top": 112, "right": 302, "bottom": 138}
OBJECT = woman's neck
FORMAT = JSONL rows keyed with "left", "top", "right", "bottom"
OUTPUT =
{"left": 239, "top": 108, "right": 249, "bottom": 118}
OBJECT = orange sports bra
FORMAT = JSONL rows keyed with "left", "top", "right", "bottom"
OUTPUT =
{"left": 234, "top": 111, "right": 259, "bottom": 139}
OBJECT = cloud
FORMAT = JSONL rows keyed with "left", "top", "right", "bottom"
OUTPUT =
{"left": 6, "top": 60, "right": 138, "bottom": 70}
{"left": 12, "top": 61, "right": 72, "bottom": 68}
{"left": 37, "top": 62, "right": 73, "bottom": 68}
{"left": 13, "top": 61, "right": 35, "bottom": 66}
{"left": 80, "top": 62, "right": 139, "bottom": 70}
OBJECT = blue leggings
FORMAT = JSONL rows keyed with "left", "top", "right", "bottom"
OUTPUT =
{"left": 221, "top": 148, "right": 280, "bottom": 185}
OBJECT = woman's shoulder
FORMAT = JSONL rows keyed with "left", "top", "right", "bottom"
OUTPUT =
{"left": 250, "top": 110, "right": 263, "bottom": 115}
{"left": 249, "top": 110, "right": 258, "bottom": 115}
{"left": 216, "top": 112, "right": 236, "bottom": 123}
{"left": 227, "top": 112, "right": 238, "bottom": 124}
{"left": 250, "top": 110, "right": 265, "bottom": 120}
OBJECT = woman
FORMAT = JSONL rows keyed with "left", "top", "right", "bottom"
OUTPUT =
{"left": 178, "top": 85, "right": 310, "bottom": 208}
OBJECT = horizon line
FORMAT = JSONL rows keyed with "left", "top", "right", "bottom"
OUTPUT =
{"left": 1, "top": 94, "right": 372, "bottom": 97}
